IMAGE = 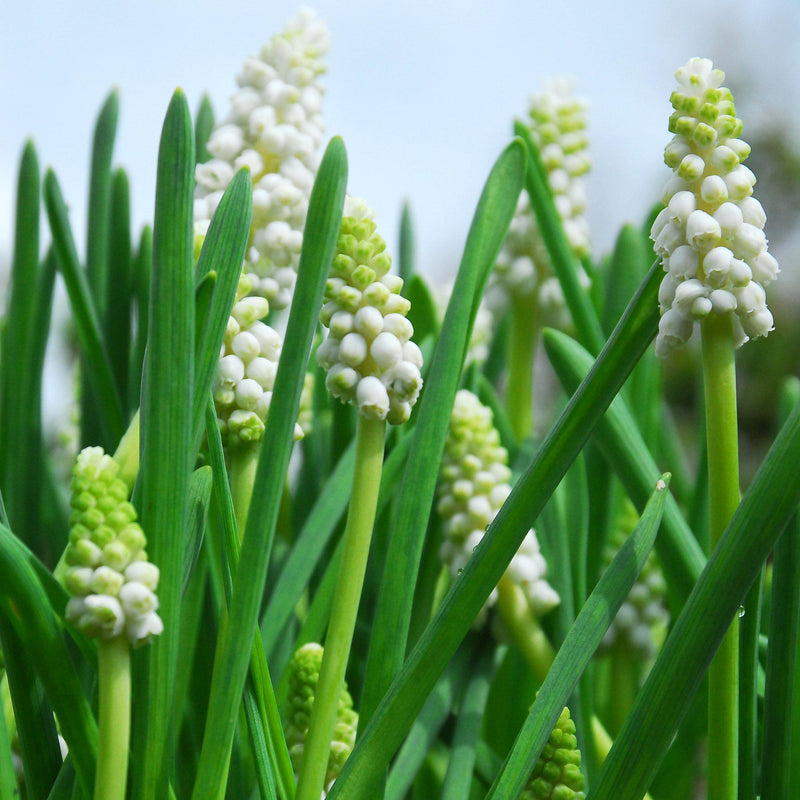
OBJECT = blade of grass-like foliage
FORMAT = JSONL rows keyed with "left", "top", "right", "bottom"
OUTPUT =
{"left": 191, "top": 167, "right": 252, "bottom": 447}
{"left": 81, "top": 89, "right": 119, "bottom": 447}
{"left": 759, "top": 383, "right": 800, "bottom": 800}
{"left": 385, "top": 637, "right": 478, "bottom": 800}
{"left": 588, "top": 394, "right": 800, "bottom": 800}
{"left": 513, "top": 121, "right": 604, "bottom": 354}
{"left": 0, "top": 523, "right": 98, "bottom": 795}
{"left": 358, "top": 139, "right": 526, "bottom": 736}
{"left": 204, "top": 399, "right": 291, "bottom": 800}
{"left": 183, "top": 467, "right": 212, "bottom": 594}
{"left": 105, "top": 168, "right": 132, "bottom": 417}
{"left": 129, "top": 226, "right": 152, "bottom": 411}
{"left": 485, "top": 476, "right": 670, "bottom": 800}
{"left": 405, "top": 274, "right": 440, "bottom": 348}
{"left": 738, "top": 567, "right": 763, "bottom": 800}
{"left": 0, "top": 690, "right": 18, "bottom": 800}
{"left": 398, "top": 200, "right": 415, "bottom": 283}
{"left": 543, "top": 327, "right": 705, "bottom": 599}
{"left": 134, "top": 89, "right": 195, "bottom": 800}
{"left": 327, "top": 259, "right": 663, "bottom": 800}
{"left": 0, "top": 142, "right": 41, "bottom": 550}
{"left": 44, "top": 169, "right": 125, "bottom": 447}
{"left": 191, "top": 136, "right": 347, "bottom": 800}
{"left": 440, "top": 642, "right": 499, "bottom": 800}
{"left": 0, "top": 619, "right": 61, "bottom": 800}
{"left": 195, "top": 94, "right": 215, "bottom": 164}
{"left": 86, "top": 89, "right": 118, "bottom": 311}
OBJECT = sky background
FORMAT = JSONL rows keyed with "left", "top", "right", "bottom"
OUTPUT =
{"left": 3, "top": 0, "right": 799, "bottom": 283}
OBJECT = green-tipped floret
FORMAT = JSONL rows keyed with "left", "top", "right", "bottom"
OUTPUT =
{"left": 521, "top": 706, "right": 585, "bottom": 800}
{"left": 284, "top": 643, "right": 359, "bottom": 790}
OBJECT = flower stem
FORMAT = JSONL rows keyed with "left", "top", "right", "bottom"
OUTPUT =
{"left": 295, "top": 415, "right": 386, "bottom": 800}
{"left": 95, "top": 636, "right": 131, "bottom": 800}
{"left": 506, "top": 297, "right": 538, "bottom": 441}
{"left": 701, "top": 314, "right": 741, "bottom": 800}
{"left": 230, "top": 446, "right": 260, "bottom": 540}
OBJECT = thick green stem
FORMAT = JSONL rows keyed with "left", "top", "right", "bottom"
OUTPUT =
{"left": 701, "top": 314, "right": 741, "bottom": 800}
{"left": 230, "top": 446, "right": 260, "bottom": 540}
{"left": 95, "top": 637, "right": 131, "bottom": 800}
{"left": 506, "top": 297, "right": 538, "bottom": 440}
{"left": 295, "top": 415, "right": 386, "bottom": 800}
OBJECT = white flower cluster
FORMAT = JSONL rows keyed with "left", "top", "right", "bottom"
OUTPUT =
{"left": 63, "top": 447, "right": 163, "bottom": 646}
{"left": 652, "top": 58, "right": 778, "bottom": 356}
{"left": 214, "top": 274, "right": 304, "bottom": 448}
{"left": 437, "top": 390, "right": 559, "bottom": 621}
{"left": 489, "top": 77, "right": 591, "bottom": 323}
{"left": 316, "top": 197, "right": 423, "bottom": 424}
{"left": 194, "top": 9, "right": 328, "bottom": 310}
{"left": 598, "top": 503, "right": 669, "bottom": 661}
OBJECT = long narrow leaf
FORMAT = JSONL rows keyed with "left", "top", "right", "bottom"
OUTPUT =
{"left": 327, "top": 259, "right": 663, "bottom": 800}
{"left": 543, "top": 327, "right": 705, "bottom": 599}
{"left": 0, "top": 524, "right": 98, "bottom": 796}
{"left": 44, "top": 169, "right": 125, "bottom": 446}
{"left": 485, "top": 476, "right": 670, "bottom": 800}
{"left": 191, "top": 167, "right": 252, "bottom": 447}
{"left": 191, "top": 136, "right": 347, "bottom": 800}
{"left": 359, "top": 139, "right": 526, "bottom": 734}
{"left": 588, "top": 393, "right": 800, "bottom": 800}
{"left": 134, "top": 89, "right": 196, "bottom": 800}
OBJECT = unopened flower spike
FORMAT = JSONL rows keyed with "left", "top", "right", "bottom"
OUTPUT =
{"left": 63, "top": 447, "right": 163, "bottom": 646}
{"left": 651, "top": 57, "right": 778, "bottom": 356}
{"left": 212, "top": 272, "right": 306, "bottom": 448}
{"left": 194, "top": 8, "right": 328, "bottom": 310}
{"left": 437, "top": 390, "right": 559, "bottom": 623}
{"left": 284, "top": 643, "right": 358, "bottom": 794}
{"left": 488, "top": 76, "right": 592, "bottom": 326}
{"left": 316, "top": 196, "right": 423, "bottom": 424}
{"left": 521, "top": 705, "right": 586, "bottom": 800}
{"left": 598, "top": 501, "right": 669, "bottom": 661}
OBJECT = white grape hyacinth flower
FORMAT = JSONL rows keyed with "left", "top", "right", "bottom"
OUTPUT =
{"left": 194, "top": 9, "right": 328, "bottom": 310}
{"left": 437, "top": 390, "right": 559, "bottom": 625}
{"left": 316, "top": 197, "right": 423, "bottom": 425}
{"left": 651, "top": 57, "right": 778, "bottom": 357}
{"left": 488, "top": 76, "right": 591, "bottom": 326}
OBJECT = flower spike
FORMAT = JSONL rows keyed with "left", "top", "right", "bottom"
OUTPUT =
{"left": 652, "top": 57, "right": 778, "bottom": 356}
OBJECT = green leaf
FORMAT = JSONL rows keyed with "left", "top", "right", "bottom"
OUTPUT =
{"left": 405, "top": 273, "right": 440, "bottom": 348}
{"left": 183, "top": 467, "right": 212, "bottom": 594}
{"left": 133, "top": 88, "right": 196, "bottom": 800}
{"left": 543, "top": 326, "right": 705, "bottom": 599}
{"left": 485, "top": 476, "right": 670, "bottom": 800}
{"left": 190, "top": 136, "right": 347, "bottom": 800}
{"left": 105, "top": 168, "right": 132, "bottom": 417}
{"left": 398, "top": 200, "right": 415, "bottom": 283}
{"left": 358, "top": 139, "right": 527, "bottom": 737}
{"left": 195, "top": 94, "right": 215, "bottom": 164}
{"left": 588, "top": 395, "right": 800, "bottom": 800}
{"left": 129, "top": 226, "right": 152, "bottom": 411}
{"left": 327, "top": 258, "right": 663, "bottom": 800}
{"left": 191, "top": 167, "right": 252, "bottom": 447}
{"left": 44, "top": 169, "right": 125, "bottom": 447}
{"left": 0, "top": 523, "right": 98, "bottom": 796}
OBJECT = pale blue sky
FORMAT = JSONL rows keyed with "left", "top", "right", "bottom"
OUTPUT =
{"left": 2, "top": 0, "right": 798, "bottom": 281}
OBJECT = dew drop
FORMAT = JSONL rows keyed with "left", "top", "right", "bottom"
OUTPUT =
{"left": 457, "top": 568, "right": 463, "bottom": 576}
{"left": 738, "top": 605, "right": 746, "bottom": 618}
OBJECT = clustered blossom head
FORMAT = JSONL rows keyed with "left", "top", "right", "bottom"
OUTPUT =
{"left": 63, "top": 447, "right": 163, "bottom": 646}
{"left": 316, "top": 197, "right": 423, "bottom": 424}
{"left": 194, "top": 9, "right": 328, "bottom": 310}
{"left": 284, "top": 643, "right": 358, "bottom": 793}
{"left": 652, "top": 57, "right": 778, "bottom": 356}
{"left": 520, "top": 705, "right": 585, "bottom": 800}
{"left": 437, "top": 391, "right": 559, "bottom": 622}
{"left": 489, "top": 77, "right": 591, "bottom": 325}
{"left": 598, "top": 502, "right": 669, "bottom": 661}
{"left": 213, "top": 273, "right": 304, "bottom": 448}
